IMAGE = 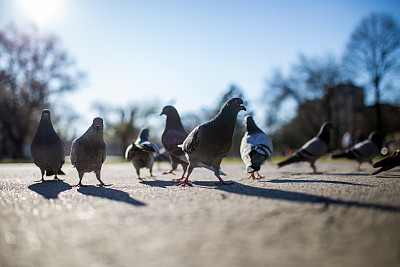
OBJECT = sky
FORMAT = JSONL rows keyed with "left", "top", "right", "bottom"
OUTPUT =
{"left": 1, "top": 0, "right": 400, "bottom": 133}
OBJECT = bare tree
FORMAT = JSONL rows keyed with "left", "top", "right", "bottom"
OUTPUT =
{"left": 264, "top": 54, "right": 346, "bottom": 131}
{"left": 344, "top": 13, "right": 400, "bottom": 130}
{"left": 0, "top": 25, "right": 84, "bottom": 158}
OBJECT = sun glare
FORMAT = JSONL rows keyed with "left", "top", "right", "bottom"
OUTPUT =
{"left": 19, "top": 0, "right": 63, "bottom": 26}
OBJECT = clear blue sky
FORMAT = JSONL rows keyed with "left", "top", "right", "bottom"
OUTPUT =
{"left": 1, "top": 0, "right": 400, "bottom": 133}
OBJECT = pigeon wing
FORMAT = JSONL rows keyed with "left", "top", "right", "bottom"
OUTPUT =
{"left": 296, "top": 137, "right": 327, "bottom": 160}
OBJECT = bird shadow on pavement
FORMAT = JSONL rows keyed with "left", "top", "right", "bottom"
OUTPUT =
{"left": 266, "top": 179, "right": 372, "bottom": 187}
{"left": 194, "top": 181, "right": 400, "bottom": 212}
{"left": 139, "top": 179, "right": 178, "bottom": 188}
{"left": 28, "top": 180, "right": 72, "bottom": 199}
{"left": 77, "top": 186, "right": 146, "bottom": 206}
{"left": 323, "top": 172, "right": 371, "bottom": 176}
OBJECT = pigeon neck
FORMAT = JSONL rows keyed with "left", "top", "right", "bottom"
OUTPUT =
{"left": 318, "top": 127, "right": 331, "bottom": 145}
{"left": 213, "top": 108, "right": 238, "bottom": 132}
{"left": 84, "top": 127, "right": 104, "bottom": 141}
{"left": 247, "top": 120, "right": 263, "bottom": 135}
{"left": 166, "top": 112, "right": 185, "bottom": 130}
{"left": 37, "top": 120, "right": 56, "bottom": 136}
{"left": 136, "top": 131, "right": 148, "bottom": 143}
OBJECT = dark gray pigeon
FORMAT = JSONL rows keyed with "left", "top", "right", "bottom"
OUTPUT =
{"left": 160, "top": 105, "right": 189, "bottom": 180}
{"left": 277, "top": 121, "right": 334, "bottom": 173}
{"left": 70, "top": 117, "right": 110, "bottom": 187}
{"left": 125, "top": 128, "right": 160, "bottom": 179}
{"left": 372, "top": 149, "right": 400, "bottom": 175}
{"left": 30, "top": 109, "right": 66, "bottom": 182}
{"left": 332, "top": 131, "right": 383, "bottom": 170}
{"left": 177, "top": 98, "right": 246, "bottom": 186}
{"left": 240, "top": 115, "right": 273, "bottom": 179}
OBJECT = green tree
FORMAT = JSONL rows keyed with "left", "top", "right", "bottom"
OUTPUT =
{"left": 0, "top": 25, "right": 84, "bottom": 158}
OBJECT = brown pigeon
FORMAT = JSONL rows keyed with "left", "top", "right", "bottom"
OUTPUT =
{"left": 30, "top": 109, "right": 66, "bottom": 182}
{"left": 160, "top": 105, "right": 189, "bottom": 181}
{"left": 177, "top": 98, "right": 246, "bottom": 186}
{"left": 70, "top": 117, "right": 110, "bottom": 187}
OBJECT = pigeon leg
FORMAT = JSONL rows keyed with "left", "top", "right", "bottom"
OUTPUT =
{"left": 311, "top": 165, "right": 317, "bottom": 174}
{"left": 95, "top": 170, "right": 112, "bottom": 187}
{"left": 355, "top": 162, "right": 361, "bottom": 171}
{"left": 72, "top": 172, "right": 86, "bottom": 187}
{"left": 35, "top": 169, "right": 46, "bottom": 183}
{"left": 214, "top": 167, "right": 233, "bottom": 185}
{"left": 175, "top": 166, "right": 193, "bottom": 186}
{"left": 53, "top": 173, "right": 63, "bottom": 181}
{"left": 172, "top": 165, "right": 188, "bottom": 181}
{"left": 255, "top": 172, "right": 264, "bottom": 179}
{"left": 248, "top": 173, "right": 256, "bottom": 179}
{"left": 248, "top": 172, "right": 263, "bottom": 180}
{"left": 163, "top": 170, "right": 176, "bottom": 175}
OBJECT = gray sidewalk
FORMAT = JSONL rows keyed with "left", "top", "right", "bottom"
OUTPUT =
{"left": 0, "top": 161, "right": 399, "bottom": 267}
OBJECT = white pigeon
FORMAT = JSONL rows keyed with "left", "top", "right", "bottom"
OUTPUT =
{"left": 240, "top": 115, "right": 273, "bottom": 179}
{"left": 125, "top": 128, "right": 160, "bottom": 179}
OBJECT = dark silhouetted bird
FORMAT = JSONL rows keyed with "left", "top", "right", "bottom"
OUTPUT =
{"left": 332, "top": 131, "right": 383, "bottom": 170}
{"left": 240, "top": 115, "right": 273, "bottom": 179}
{"left": 372, "top": 149, "right": 400, "bottom": 175}
{"left": 177, "top": 98, "right": 246, "bottom": 186}
{"left": 160, "top": 105, "right": 189, "bottom": 180}
{"left": 30, "top": 109, "right": 66, "bottom": 182}
{"left": 125, "top": 128, "right": 160, "bottom": 179}
{"left": 70, "top": 117, "right": 110, "bottom": 187}
{"left": 277, "top": 122, "right": 334, "bottom": 173}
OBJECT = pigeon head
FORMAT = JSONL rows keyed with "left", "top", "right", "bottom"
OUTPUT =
{"left": 92, "top": 117, "right": 104, "bottom": 131}
{"left": 317, "top": 121, "right": 334, "bottom": 144}
{"left": 160, "top": 105, "right": 178, "bottom": 116}
{"left": 41, "top": 109, "right": 51, "bottom": 121}
{"left": 160, "top": 105, "right": 185, "bottom": 130}
{"left": 244, "top": 115, "right": 262, "bottom": 134}
{"left": 136, "top": 128, "right": 149, "bottom": 143}
{"left": 369, "top": 131, "right": 383, "bottom": 149}
{"left": 222, "top": 98, "right": 246, "bottom": 114}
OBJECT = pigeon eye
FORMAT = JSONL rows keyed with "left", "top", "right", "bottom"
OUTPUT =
{"left": 232, "top": 100, "right": 237, "bottom": 104}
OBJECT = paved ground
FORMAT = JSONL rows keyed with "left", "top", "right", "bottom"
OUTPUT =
{"left": 0, "top": 160, "right": 399, "bottom": 267}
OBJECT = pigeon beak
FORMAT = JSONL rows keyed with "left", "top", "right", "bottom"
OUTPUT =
{"left": 240, "top": 104, "right": 246, "bottom": 111}
{"left": 96, "top": 125, "right": 101, "bottom": 130}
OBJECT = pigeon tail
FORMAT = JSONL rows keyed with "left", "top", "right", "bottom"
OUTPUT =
{"left": 277, "top": 155, "right": 302, "bottom": 167}
{"left": 198, "top": 163, "right": 226, "bottom": 176}
{"left": 331, "top": 151, "right": 355, "bottom": 160}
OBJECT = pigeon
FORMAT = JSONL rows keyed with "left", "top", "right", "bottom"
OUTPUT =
{"left": 277, "top": 121, "right": 334, "bottom": 173}
{"left": 372, "top": 149, "right": 400, "bottom": 175}
{"left": 125, "top": 128, "right": 160, "bottom": 179}
{"left": 240, "top": 115, "right": 273, "bottom": 179}
{"left": 70, "top": 117, "right": 110, "bottom": 187}
{"left": 177, "top": 97, "right": 246, "bottom": 186}
{"left": 332, "top": 131, "right": 383, "bottom": 170}
{"left": 160, "top": 105, "right": 189, "bottom": 181}
{"left": 30, "top": 109, "right": 66, "bottom": 182}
